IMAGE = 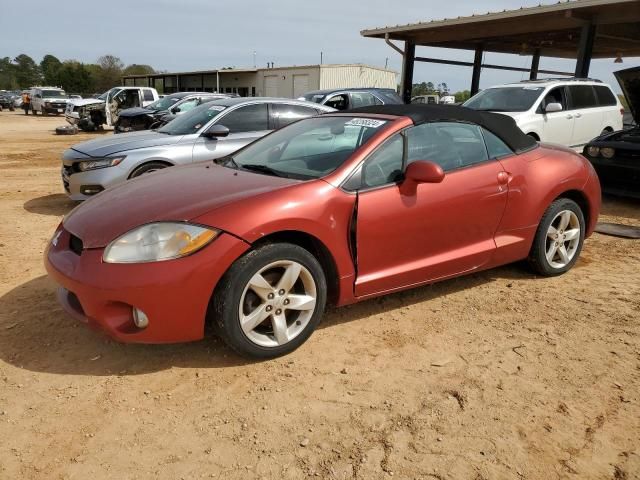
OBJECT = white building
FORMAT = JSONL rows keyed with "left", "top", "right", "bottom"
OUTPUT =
{"left": 122, "top": 64, "right": 398, "bottom": 97}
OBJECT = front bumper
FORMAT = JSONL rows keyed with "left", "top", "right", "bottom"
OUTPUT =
{"left": 45, "top": 227, "right": 250, "bottom": 343}
{"left": 43, "top": 103, "right": 67, "bottom": 113}
{"left": 61, "top": 159, "right": 130, "bottom": 201}
{"left": 585, "top": 153, "right": 640, "bottom": 199}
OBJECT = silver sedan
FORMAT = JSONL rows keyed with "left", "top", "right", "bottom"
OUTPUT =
{"left": 61, "top": 98, "right": 335, "bottom": 200}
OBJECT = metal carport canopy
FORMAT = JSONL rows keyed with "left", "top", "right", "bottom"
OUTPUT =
{"left": 361, "top": 0, "right": 640, "bottom": 102}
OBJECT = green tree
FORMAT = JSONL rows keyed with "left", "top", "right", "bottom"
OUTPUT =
{"left": 93, "top": 54, "right": 124, "bottom": 91}
{"left": 13, "top": 54, "right": 40, "bottom": 87}
{"left": 454, "top": 90, "right": 471, "bottom": 103}
{"left": 40, "top": 54, "right": 62, "bottom": 86}
{"left": 57, "top": 61, "right": 95, "bottom": 94}
{"left": 0, "top": 57, "right": 17, "bottom": 89}
{"left": 123, "top": 64, "right": 155, "bottom": 76}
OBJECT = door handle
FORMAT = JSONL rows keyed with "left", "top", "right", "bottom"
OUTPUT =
{"left": 566, "top": 114, "right": 573, "bottom": 119}
{"left": 497, "top": 171, "right": 510, "bottom": 185}
{"left": 574, "top": 113, "right": 582, "bottom": 118}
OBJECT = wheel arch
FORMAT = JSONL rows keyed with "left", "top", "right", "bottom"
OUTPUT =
{"left": 526, "top": 132, "right": 540, "bottom": 141}
{"left": 249, "top": 230, "right": 340, "bottom": 306}
{"left": 127, "top": 159, "right": 175, "bottom": 179}
{"left": 553, "top": 189, "right": 591, "bottom": 231}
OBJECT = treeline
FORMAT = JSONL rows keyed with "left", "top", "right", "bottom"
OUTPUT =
{"left": 0, "top": 54, "right": 157, "bottom": 94}
{"left": 412, "top": 81, "right": 471, "bottom": 103}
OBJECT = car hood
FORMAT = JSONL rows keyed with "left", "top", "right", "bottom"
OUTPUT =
{"left": 63, "top": 163, "right": 300, "bottom": 248}
{"left": 69, "top": 98, "right": 105, "bottom": 108}
{"left": 118, "top": 107, "right": 156, "bottom": 118}
{"left": 615, "top": 66, "right": 639, "bottom": 123}
{"left": 590, "top": 125, "right": 640, "bottom": 144}
{"left": 70, "top": 130, "right": 185, "bottom": 157}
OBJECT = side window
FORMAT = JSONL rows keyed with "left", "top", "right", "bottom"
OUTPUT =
{"left": 270, "top": 103, "right": 319, "bottom": 129}
{"left": 569, "top": 85, "right": 598, "bottom": 109}
{"left": 362, "top": 134, "right": 404, "bottom": 188}
{"left": 324, "top": 94, "right": 349, "bottom": 110}
{"left": 349, "top": 92, "right": 378, "bottom": 108}
{"left": 482, "top": 128, "right": 513, "bottom": 158}
{"left": 594, "top": 85, "right": 617, "bottom": 106}
{"left": 143, "top": 89, "right": 155, "bottom": 102}
{"left": 406, "top": 122, "right": 489, "bottom": 172}
{"left": 218, "top": 103, "right": 269, "bottom": 133}
{"left": 539, "top": 87, "right": 566, "bottom": 112}
{"left": 344, "top": 134, "right": 404, "bottom": 191}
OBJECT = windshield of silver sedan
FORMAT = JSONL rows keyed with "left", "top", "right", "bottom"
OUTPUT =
{"left": 157, "top": 103, "right": 227, "bottom": 135}
{"left": 229, "top": 116, "right": 387, "bottom": 179}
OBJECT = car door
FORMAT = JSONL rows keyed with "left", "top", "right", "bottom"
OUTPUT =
{"left": 354, "top": 122, "right": 509, "bottom": 297}
{"left": 567, "top": 85, "right": 603, "bottom": 149}
{"left": 191, "top": 102, "right": 270, "bottom": 163}
{"left": 539, "top": 86, "right": 574, "bottom": 145}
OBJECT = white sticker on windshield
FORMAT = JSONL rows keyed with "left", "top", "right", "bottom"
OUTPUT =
{"left": 208, "top": 105, "right": 225, "bottom": 111}
{"left": 345, "top": 118, "right": 387, "bottom": 128}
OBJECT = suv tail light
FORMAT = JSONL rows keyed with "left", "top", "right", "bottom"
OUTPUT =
{"left": 620, "top": 108, "right": 625, "bottom": 116}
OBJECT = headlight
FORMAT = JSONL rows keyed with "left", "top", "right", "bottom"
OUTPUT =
{"left": 586, "top": 146, "right": 600, "bottom": 157}
{"left": 78, "top": 156, "right": 125, "bottom": 172}
{"left": 103, "top": 222, "right": 219, "bottom": 263}
{"left": 600, "top": 147, "right": 615, "bottom": 159}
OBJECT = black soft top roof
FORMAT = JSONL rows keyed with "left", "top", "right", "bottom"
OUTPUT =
{"left": 346, "top": 104, "right": 538, "bottom": 154}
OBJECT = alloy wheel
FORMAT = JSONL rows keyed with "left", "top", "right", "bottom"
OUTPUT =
{"left": 239, "top": 260, "right": 317, "bottom": 347}
{"left": 545, "top": 210, "right": 581, "bottom": 269}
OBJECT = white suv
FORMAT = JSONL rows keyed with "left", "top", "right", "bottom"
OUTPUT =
{"left": 29, "top": 86, "right": 69, "bottom": 116}
{"left": 464, "top": 79, "right": 624, "bottom": 149}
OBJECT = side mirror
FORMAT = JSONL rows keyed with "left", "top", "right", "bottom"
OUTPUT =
{"left": 172, "top": 106, "right": 181, "bottom": 114}
{"left": 404, "top": 160, "right": 445, "bottom": 184}
{"left": 35, "top": 94, "right": 42, "bottom": 99}
{"left": 544, "top": 102, "right": 563, "bottom": 113}
{"left": 202, "top": 124, "right": 230, "bottom": 139}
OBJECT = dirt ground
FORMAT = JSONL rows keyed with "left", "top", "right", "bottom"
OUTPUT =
{"left": 0, "top": 111, "right": 639, "bottom": 480}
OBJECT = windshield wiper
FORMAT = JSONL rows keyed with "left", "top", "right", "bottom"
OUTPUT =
{"left": 240, "top": 164, "right": 286, "bottom": 177}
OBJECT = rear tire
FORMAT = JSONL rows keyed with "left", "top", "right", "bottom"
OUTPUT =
{"left": 212, "top": 243, "right": 327, "bottom": 358}
{"left": 129, "top": 161, "right": 169, "bottom": 178}
{"left": 528, "top": 198, "right": 585, "bottom": 276}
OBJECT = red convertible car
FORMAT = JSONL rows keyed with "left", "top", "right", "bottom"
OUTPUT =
{"left": 45, "top": 105, "right": 601, "bottom": 358}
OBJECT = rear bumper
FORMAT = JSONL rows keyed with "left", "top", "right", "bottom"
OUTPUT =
{"left": 45, "top": 227, "right": 250, "bottom": 343}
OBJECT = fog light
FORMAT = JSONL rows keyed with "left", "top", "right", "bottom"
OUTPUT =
{"left": 133, "top": 308, "right": 149, "bottom": 329}
{"left": 80, "top": 185, "right": 104, "bottom": 195}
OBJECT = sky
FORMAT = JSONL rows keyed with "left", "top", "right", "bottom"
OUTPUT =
{"left": 1, "top": 0, "right": 636, "bottom": 93}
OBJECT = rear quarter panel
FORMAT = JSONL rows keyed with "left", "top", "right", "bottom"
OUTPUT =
{"left": 492, "top": 145, "right": 598, "bottom": 264}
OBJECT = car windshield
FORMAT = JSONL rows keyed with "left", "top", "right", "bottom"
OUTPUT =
{"left": 230, "top": 116, "right": 388, "bottom": 180}
{"left": 147, "top": 96, "right": 181, "bottom": 111}
{"left": 157, "top": 103, "right": 227, "bottom": 135}
{"left": 299, "top": 93, "right": 326, "bottom": 104}
{"left": 42, "top": 90, "right": 67, "bottom": 99}
{"left": 464, "top": 86, "right": 544, "bottom": 112}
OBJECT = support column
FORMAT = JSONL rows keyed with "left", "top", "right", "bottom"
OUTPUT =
{"left": 470, "top": 44, "right": 483, "bottom": 96}
{"left": 530, "top": 49, "right": 541, "bottom": 80}
{"left": 400, "top": 41, "right": 415, "bottom": 104}
{"left": 575, "top": 23, "right": 596, "bottom": 78}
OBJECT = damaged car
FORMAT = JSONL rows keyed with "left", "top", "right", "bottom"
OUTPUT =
{"left": 65, "top": 86, "right": 159, "bottom": 131}
{"left": 114, "top": 92, "right": 233, "bottom": 134}
{"left": 582, "top": 66, "right": 640, "bottom": 198}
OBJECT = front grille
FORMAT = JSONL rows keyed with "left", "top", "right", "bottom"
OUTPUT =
{"left": 69, "top": 234, "right": 83, "bottom": 255}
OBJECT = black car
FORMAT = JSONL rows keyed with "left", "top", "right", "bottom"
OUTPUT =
{"left": 583, "top": 67, "right": 639, "bottom": 198}
{"left": 114, "top": 92, "right": 233, "bottom": 133}
{"left": 298, "top": 88, "right": 404, "bottom": 111}
{"left": 0, "top": 93, "right": 17, "bottom": 111}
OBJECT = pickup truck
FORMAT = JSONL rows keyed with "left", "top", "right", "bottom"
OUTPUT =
{"left": 65, "top": 86, "right": 159, "bottom": 131}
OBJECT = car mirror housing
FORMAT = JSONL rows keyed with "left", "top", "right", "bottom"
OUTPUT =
{"left": 202, "top": 124, "right": 230, "bottom": 139}
{"left": 544, "top": 102, "right": 563, "bottom": 113}
{"left": 404, "top": 161, "right": 445, "bottom": 184}
{"left": 172, "top": 106, "right": 181, "bottom": 114}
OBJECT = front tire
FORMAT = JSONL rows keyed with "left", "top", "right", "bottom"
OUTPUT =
{"left": 528, "top": 198, "right": 585, "bottom": 276}
{"left": 212, "top": 243, "right": 327, "bottom": 358}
